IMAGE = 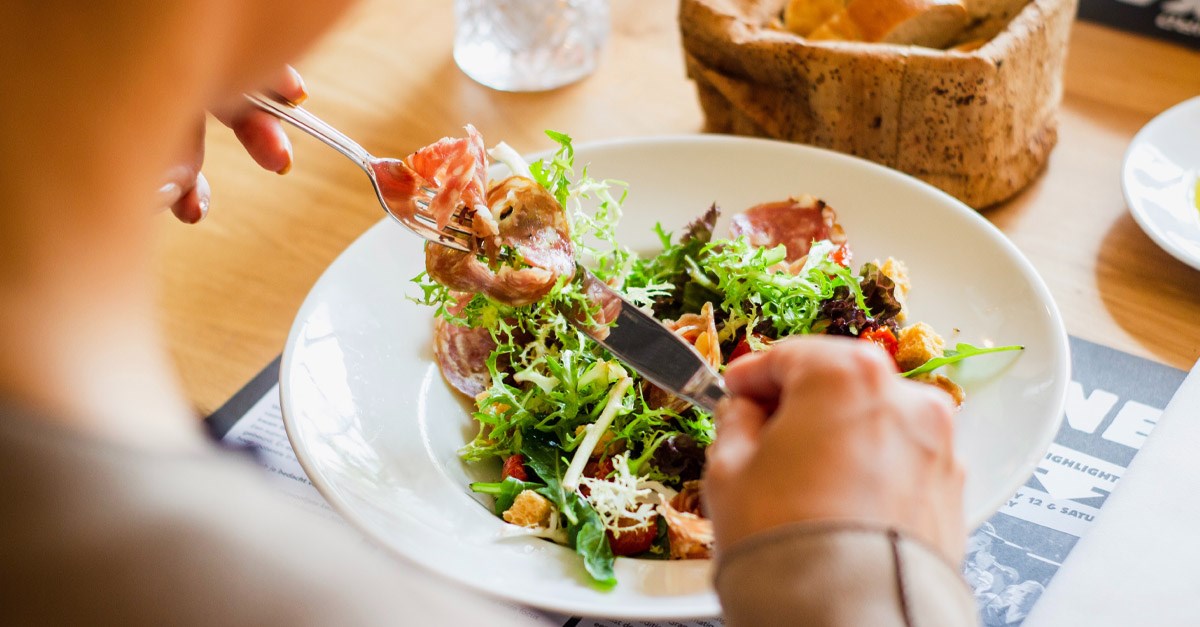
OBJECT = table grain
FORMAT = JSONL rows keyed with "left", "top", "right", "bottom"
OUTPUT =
{"left": 151, "top": 0, "right": 1200, "bottom": 416}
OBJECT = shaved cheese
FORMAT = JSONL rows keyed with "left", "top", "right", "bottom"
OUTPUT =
{"left": 639, "top": 480, "right": 679, "bottom": 503}
{"left": 579, "top": 453, "right": 659, "bottom": 535}
{"left": 488, "top": 141, "right": 533, "bottom": 180}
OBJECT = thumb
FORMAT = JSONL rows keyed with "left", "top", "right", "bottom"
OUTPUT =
{"left": 706, "top": 397, "right": 769, "bottom": 481}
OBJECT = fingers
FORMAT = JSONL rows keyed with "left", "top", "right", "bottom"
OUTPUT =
{"left": 169, "top": 172, "right": 211, "bottom": 224}
{"left": 213, "top": 65, "right": 306, "bottom": 175}
{"left": 725, "top": 335, "right": 888, "bottom": 403}
{"left": 713, "top": 333, "right": 969, "bottom": 561}
{"left": 708, "top": 397, "right": 769, "bottom": 478}
{"left": 226, "top": 110, "right": 294, "bottom": 174}
{"left": 272, "top": 65, "right": 307, "bottom": 104}
{"left": 156, "top": 67, "right": 305, "bottom": 223}
{"left": 723, "top": 350, "right": 777, "bottom": 400}
{"left": 156, "top": 120, "right": 207, "bottom": 222}
{"left": 895, "top": 377, "right": 958, "bottom": 458}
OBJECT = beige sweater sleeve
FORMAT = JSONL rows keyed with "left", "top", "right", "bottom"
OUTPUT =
{"left": 715, "top": 523, "right": 979, "bottom": 627}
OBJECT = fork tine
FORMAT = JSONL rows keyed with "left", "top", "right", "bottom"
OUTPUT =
{"left": 451, "top": 206, "right": 475, "bottom": 225}
{"left": 412, "top": 195, "right": 471, "bottom": 219}
{"left": 398, "top": 218, "right": 473, "bottom": 252}
{"left": 408, "top": 197, "right": 475, "bottom": 236}
{"left": 410, "top": 212, "right": 474, "bottom": 237}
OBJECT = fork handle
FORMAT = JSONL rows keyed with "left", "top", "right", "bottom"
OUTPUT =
{"left": 244, "top": 91, "right": 374, "bottom": 173}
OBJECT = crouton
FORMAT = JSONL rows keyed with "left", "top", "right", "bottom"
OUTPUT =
{"left": 502, "top": 490, "right": 553, "bottom": 528}
{"left": 879, "top": 257, "right": 911, "bottom": 320}
{"left": 896, "top": 322, "right": 945, "bottom": 372}
{"left": 916, "top": 373, "right": 965, "bottom": 406}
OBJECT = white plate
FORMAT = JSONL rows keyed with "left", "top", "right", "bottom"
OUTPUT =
{"left": 280, "top": 135, "right": 1069, "bottom": 619}
{"left": 1124, "top": 96, "right": 1200, "bottom": 271}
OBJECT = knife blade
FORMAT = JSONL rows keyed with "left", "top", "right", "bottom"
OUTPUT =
{"left": 568, "top": 266, "right": 728, "bottom": 413}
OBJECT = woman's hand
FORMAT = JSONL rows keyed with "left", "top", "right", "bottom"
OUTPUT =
{"left": 705, "top": 335, "right": 966, "bottom": 563}
{"left": 158, "top": 66, "right": 306, "bottom": 223}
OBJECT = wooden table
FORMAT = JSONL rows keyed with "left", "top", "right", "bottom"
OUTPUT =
{"left": 152, "top": 0, "right": 1200, "bottom": 416}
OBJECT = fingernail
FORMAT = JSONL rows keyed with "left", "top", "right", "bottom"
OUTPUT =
{"left": 276, "top": 141, "right": 293, "bottom": 175}
{"left": 289, "top": 66, "right": 308, "bottom": 104}
{"left": 156, "top": 182, "right": 181, "bottom": 207}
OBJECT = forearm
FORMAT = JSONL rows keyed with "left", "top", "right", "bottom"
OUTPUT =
{"left": 715, "top": 522, "right": 978, "bottom": 627}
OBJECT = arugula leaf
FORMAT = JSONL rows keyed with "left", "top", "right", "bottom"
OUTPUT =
{"left": 902, "top": 342, "right": 1025, "bottom": 377}
{"left": 521, "top": 436, "right": 569, "bottom": 508}
{"left": 522, "top": 434, "right": 616, "bottom": 587}
{"left": 571, "top": 511, "right": 614, "bottom": 583}
{"left": 469, "top": 477, "right": 545, "bottom": 515}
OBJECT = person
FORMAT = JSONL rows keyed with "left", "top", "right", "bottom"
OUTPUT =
{"left": 0, "top": 2, "right": 975, "bottom": 625}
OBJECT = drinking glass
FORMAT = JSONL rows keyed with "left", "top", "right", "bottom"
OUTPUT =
{"left": 454, "top": 0, "right": 610, "bottom": 92}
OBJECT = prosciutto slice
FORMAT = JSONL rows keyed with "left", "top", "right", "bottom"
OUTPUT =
{"left": 659, "top": 484, "right": 714, "bottom": 560}
{"left": 427, "top": 176, "right": 575, "bottom": 307}
{"left": 729, "top": 195, "right": 846, "bottom": 262}
{"left": 645, "top": 302, "right": 721, "bottom": 413}
{"left": 433, "top": 316, "right": 496, "bottom": 397}
{"left": 381, "top": 125, "right": 489, "bottom": 230}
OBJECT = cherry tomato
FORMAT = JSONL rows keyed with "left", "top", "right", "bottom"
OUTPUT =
{"left": 583, "top": 456, "right": 615, "bottom": 480}
{"left": 576, "top": 456, "right": 616, "bottom": 498}
{"left": 728, "top": 333, "right": 771, "bottom": 363}
{"left": 501, "top": 454, "right": 529, "bottom": 481}
{"left": 859, "top": 327, "right": 899, "bottom": 359}
{"left": 607, "top": 516, "right": 659, "bottom": 557}
{"left": 831, "top": 243, "right": 852, "bottom": 267}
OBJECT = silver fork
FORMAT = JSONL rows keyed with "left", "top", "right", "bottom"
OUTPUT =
{"left": 244, "top": 92, "right": 474, "bottom": 252}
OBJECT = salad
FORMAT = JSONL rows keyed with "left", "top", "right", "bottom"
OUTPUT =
{"left": 401, "top": 129, "right": 1021, "bottom": 587}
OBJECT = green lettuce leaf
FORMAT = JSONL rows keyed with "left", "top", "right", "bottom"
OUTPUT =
{"left": 902, "top": 342, "right": 1025, "bottom": 378}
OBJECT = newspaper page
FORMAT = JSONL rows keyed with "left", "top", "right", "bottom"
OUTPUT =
{"left": 963, "top": 336, "right": 1186, "bottom": 626}
{"left": 207, "top": 336, "right": 1185, "bottom": 627}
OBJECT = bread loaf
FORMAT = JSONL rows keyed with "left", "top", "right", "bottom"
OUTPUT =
{"left": 783, "top": 0, "right": 847, "bottom": 35}
{"left": 807, "top": 0, "right": 969, "bottom": 48}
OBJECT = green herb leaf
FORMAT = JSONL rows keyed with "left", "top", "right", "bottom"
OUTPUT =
{"left": 521, "top": 435, "right": 616, "bottom": 587}
{"left": 902, "top": 343, "right": 1025, "bottom": 377}
{"left": 529, "top": 130, "right": 576, "bottom": 208}
{"left": 469, "top": 477, "right": 545, "bottom": 515}
{"left": 570, "top": 506, "right": 616, "bottom": 585}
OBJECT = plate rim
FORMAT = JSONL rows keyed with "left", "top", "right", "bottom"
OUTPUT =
{"left": 279, "top": 133, "right": 1070, "bottom": 618}
{"left": 1122, "top": 95, "right": 1200, "bottom": 272}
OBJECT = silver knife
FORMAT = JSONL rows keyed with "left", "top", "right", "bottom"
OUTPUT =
{"left": 568, "top": 265, "right": 728, "bottom": 413}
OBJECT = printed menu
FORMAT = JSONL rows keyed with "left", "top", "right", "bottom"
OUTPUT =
{"left": 207, "top": 337, "right": 1187, "bottom": 627}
